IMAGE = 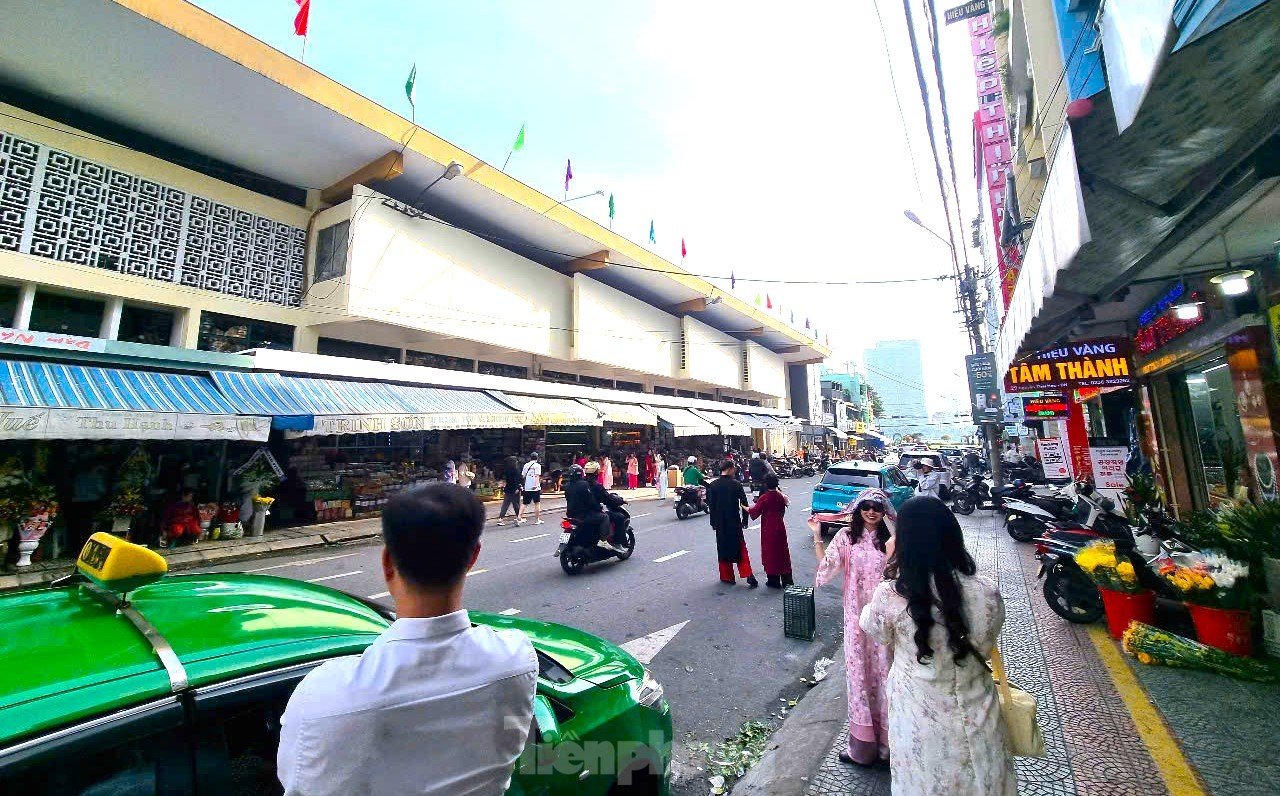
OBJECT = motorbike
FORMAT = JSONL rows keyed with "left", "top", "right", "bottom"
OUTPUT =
{"left": 556, "top": 497, "right": 635, "bottom": 575}
{"left": 773, "top": 459, "right": 797, "bottom": 479}
{"left": 1002, "top": 482, "right": 1079, "bottom": 542}
{"left": 950, "top": 475, "right": 1001, "bottom": 515}
{"left": 674, "top": 484, "right": 710, "bottom": 519}
{"left": 1036, "top": 487, "right": 1194, "bottom": 623}
{"left": 1001, "top": 454, "right": 1049, "bottom": 484}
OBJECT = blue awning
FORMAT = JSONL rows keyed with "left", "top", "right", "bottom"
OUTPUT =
{"left": 211, "top": 372, "right": 527, "bottom": 435}
{"left": 0, "top": 360, "right": 269, "bottom": 440}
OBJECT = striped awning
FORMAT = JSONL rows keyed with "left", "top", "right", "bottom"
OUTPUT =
{"left": 0, "top": 360, "right": 269, "bottom": 440}
{"left": 490, "top": 392, "right": 602, "bottom": 426}
{"left": 212, "top": 372, "right": 527, "bottom": 435}
{"left": 690, "top": 409, "right": 753, "bottom": 437}
{"left": 643, "top": 405, "right": 720, "bottom": 437}
{"left": 580, "top": 400, "right": 658, "bottom": 426}
{"left": 729, "top": 413, "right": 771, "bottom": 430}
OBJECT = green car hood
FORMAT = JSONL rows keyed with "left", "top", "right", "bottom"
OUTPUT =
{"left": 472, "top": 613, "right": 644, "bottom": 689}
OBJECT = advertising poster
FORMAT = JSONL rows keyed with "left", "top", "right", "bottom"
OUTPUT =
{"left": 1227, "top": 327, "right": 1280, "bottom": 501}
{"left": 1089, "top": 446, "right": 1129, "bottom": 491}
{"left": 1037, "top": 438, "right": 1071, "bottom": 479}
{"left": 965, "top": 353, "right": 1002, "bottom": 423}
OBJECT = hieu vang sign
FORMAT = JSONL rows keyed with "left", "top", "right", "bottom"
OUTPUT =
{"left": 1004, "top": 337, "right": 1133, "bottom": 393}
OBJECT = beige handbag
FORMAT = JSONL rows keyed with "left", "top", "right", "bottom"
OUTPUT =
{"left": 990, "top": 646, "right": 1045, "bottom": 757}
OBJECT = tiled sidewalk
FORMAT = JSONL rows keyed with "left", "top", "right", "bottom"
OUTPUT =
{"left": 805, "top": 512, "right": 1171, "bottom": 796}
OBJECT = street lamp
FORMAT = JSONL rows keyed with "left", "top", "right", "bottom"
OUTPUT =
{"left": 903, "top": 209, "right": 954, "bottom": 250}
{"left": 542, "top": 189, "right": 606, "bottom": 216}
{"left": 403, "top": 160, "right": 464, "bottom": 211}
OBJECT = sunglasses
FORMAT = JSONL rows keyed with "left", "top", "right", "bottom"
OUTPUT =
{"left": 857, "top": 502, "right": 886, "bottom": 513}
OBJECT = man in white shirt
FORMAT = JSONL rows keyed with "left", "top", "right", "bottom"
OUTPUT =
{"left": 278, "top": 483, "right": 538, "bottom": 795}
{"left": 521, "top": 452, "right": 544, "bottom": 525}
{"left": 915, "top": 460, "right": 944, "bottom": 499}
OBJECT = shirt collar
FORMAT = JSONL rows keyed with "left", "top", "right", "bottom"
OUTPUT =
{"left": 379, "top": 610, "right": 472, "bottom": 643}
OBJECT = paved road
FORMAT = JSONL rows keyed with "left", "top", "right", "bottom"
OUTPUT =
{"left": 199, "top": 474, "right": 845, "bottom": 795}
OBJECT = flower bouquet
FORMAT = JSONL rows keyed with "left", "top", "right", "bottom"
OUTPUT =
{"left": 1076, "top": 540, "right": 1154, "bottom": 638}
{"left": 218, "top": 502, "right": 243, "bottom": 540}
{"left": 1160, "top": 552, "right": 1253, "bottom": 655}
{"left": 1121, "top": 622, "right": 1277, "bottom": 682}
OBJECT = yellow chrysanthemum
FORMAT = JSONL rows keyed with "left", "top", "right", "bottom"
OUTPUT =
{"left": 1137, "top": 653, "right": 1154, "bottom": 665}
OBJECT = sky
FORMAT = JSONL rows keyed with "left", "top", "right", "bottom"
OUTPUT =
{"left": 193, "top": 0, "right": 982, "bottom": 414}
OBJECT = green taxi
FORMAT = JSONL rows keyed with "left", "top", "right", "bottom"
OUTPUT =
{"left": 0, "top": 534, "right": 672, "bottom": 794}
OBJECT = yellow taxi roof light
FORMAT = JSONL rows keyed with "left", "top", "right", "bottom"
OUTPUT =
{"left": 76, "top": 532, "right": 168, "bottom": 593}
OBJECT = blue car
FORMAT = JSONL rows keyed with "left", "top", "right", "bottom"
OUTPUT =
{"left": 810, "top": 462, "right": 914, "bottom": 533}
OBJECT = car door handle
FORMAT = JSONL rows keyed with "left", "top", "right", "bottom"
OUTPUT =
{"left": 579, "top": 770, "right": 591, "bottom": 780}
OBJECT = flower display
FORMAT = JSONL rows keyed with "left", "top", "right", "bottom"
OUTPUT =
{"left": 105, "top": 487, "right": 146, "bottom": 518}
{"left": 218, "top": 503, "right": 241, "bottom": 523}
{"left": 1121, "top": 622, "right": 1277, "bottom": 682}
{"left": 1159, "top": 552, "right": 1251, "bottom": 609}
{"left": 1074, "top": 540, "right": 1143, "bottom": 594}
{"left": 252, "top": 495, "right": 276, "bottom": 507}
{"left": 197, "top": 503, "right": 218, "bottom": 524}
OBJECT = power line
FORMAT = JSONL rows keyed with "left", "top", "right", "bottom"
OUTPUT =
{"left": 869, "top": 0, "right": 926, "bottom": 209}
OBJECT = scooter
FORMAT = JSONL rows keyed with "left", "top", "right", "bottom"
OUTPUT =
{"left": 556, "top": 498, "right": 635, "bottom": 575}
{"left": 674, "top": 485, "right": 709, "bottom": 519}
{"left": 1002, "top": 482, "right": 1079, "bottom": 541}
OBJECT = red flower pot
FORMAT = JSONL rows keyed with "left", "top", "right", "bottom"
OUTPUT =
{"left": 1187, "top": 603, "right": 1253, "bottom": 656}
{"left": 1099, "top": 588, "right": 1156, "bottom": 640}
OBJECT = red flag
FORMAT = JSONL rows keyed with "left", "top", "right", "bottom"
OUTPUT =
{"left": 766, "top": 294, "right": 772, "bottom": 309}
{"left": 294, "top": 0, "right": 310, "bottom": 36}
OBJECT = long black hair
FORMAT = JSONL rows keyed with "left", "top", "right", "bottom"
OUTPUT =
{"left": 847, "top": 500, "right": 891, "bottom": 554}
{"left": 884, "top": 496, "right": 978, "bottom": 665}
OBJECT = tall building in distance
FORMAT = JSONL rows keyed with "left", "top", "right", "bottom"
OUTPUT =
{"left": 864, "top": 340, "right": 928, "bottom": 423}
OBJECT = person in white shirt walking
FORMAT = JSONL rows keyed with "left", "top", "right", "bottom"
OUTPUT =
{"left": 277, "top": 483, "right": 538, "bottom": 796}
{"left": 521, "top": 452, "right": 544, "bottom": 524}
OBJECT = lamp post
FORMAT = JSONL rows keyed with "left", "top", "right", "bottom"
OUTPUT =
{"left": 541, "top": 189, "right": 606, "bottom": 216}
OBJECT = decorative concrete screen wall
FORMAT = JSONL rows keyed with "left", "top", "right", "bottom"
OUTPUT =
{"left": 347, "top": 186, "right": 573, "bottom": 360}
{"left": 0, "top": 129, "right": 305, "bottom": 306}
{"left": 681, "top": 315, "right": 743, "bottom": 390}
{"left": 572, "top": 274, "right": 679, "bottom": 378}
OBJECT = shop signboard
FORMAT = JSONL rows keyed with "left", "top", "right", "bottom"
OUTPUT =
{"left": 965, "top": 353, "right": 1002, "bottom": 423}
{"left": 944, "top": 0, "right": 988, "bottom": 25}
{"left": 1022, "top": 395, "right": 1069, "bottom": 417}
{"left": 0, "top": 327, "right": 106, "bottom": 353}
{"left": 1036, "top": 438, "right": 1071, "bottom": 479}
{"left": 1088, "top": 446, "right": 1129, "bottom": 491}
{"left": 1004, "top": 337, "right": 1133, "bottom": 393}
{"left": 0, "top": 408, "right": 270, "bottom": 441}
{"left": 298, "top": 412, "right": 525, "bottom": 437}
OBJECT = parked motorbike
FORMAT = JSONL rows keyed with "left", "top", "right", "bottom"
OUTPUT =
{"left": 556, "top": 497, "right": 634, "bottom": 574}
{"left": 1001, "top": 454, "right": 1049, "bottom": 484}
{"left": 1002, "top": 482, "right": 1078, "bottom": 542}
{"left": 950, "top": 475, "right": 1003, "bottom": 515}
{"left": 674, "top": 485, "right": 710, "bottom": 520}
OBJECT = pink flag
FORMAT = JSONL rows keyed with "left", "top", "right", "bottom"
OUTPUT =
{"left": 681, "top": 238, "right": 687, "bottom": 259}
{"left": 294, "top": 0, "right": 310, "bottom": 36}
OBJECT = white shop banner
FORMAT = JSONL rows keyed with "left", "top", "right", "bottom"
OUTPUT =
{"left": 1088, "top": 446, "right": 1129, "bottom": 492}
{"left": 0, "top": 408, "right": 270, "bottom": 441}
{"left": 295, "top": 412, "right": 525, "bottom": 437}
{"left": 1036, "top": 438, "right": 1071, "bottom": 479}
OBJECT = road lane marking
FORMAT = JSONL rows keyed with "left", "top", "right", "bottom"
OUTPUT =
{"left": 467, "top": 568, "right": 489, "bottom": 577}
{"left": 800, "top": 506, "right": 810, "bottom": 511}
{"left": 305, "top": 570, "right": 362, "bottom": 583}
{"left": 246, "top": 552, "right": 361, "bottom": 573}
{"left": 620, "top": 621, "right": 689, "bottom": 664}
{"left": 653, "top": 550, "right": 690, "bottom": 563}
{"left": 631, "top": 512, "right": 652, "bottom": 518}
{"left": 366, "top": 591, "right": 391, "bottom": 599}
{"left": 499, "top": 608, "right": 522, "bottom": 616}
{"left": 509, "top": 533, "right": 550, "bottom": 543}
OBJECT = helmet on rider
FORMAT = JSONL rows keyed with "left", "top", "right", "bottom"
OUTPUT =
{"left": 568, "top": 464, "right": 584, "bottom": 479}
{"left": 584, "top": 460, "right": 601, "bottom": 475}
{"left": 687, "top": 456, "right": 697, "bottom": 464}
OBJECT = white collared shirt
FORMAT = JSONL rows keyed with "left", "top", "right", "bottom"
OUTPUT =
{"left": 278, "top": 610, "right": 538, "bottom": 796}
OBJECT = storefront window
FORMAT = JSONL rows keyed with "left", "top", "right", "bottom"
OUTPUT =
{"left": 653, "top": 386, "right": 676, "bottom": 396}
{"left": 406, "top": 350, "right": 474, "bottom": 371}
{"left": 314, "top": 220, "right": 350, "bottom": 283}
{"left": 0, "top": 284, "right": 18, "bottom": 327}
{"left": 118, "top": 305, "right": 174, "bottom": 346}
{"left": 197, "top": 311, "right": 294, "bottom": 353}
{"left": 616, "top": 380, "right": 644, "bottom": 392}
{"left": 540, "top": 369, "right": 578, "bottom": 384}
{"left": 29, "top": 292, "right": 104, "bottom": 337}
{"left": 1183, "top": 356, "right": 1245, "bottom": 503}
{"left": 676, "top": 389, "right": 697, "bottom": 398}
{"left": 478, "top": 361, "right": 528, "bottom": 379}
{"left": 579, "top": 375, "right": 614, "bottom": 389}
{"left": 318, "top": 337, "right": 400, "bottom": 363}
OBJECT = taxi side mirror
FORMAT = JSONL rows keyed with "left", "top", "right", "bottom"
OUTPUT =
{"left": 532, "top": 694, "right": 561, "bottom": 745}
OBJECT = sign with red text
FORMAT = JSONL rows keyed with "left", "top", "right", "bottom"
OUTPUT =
{"left": 1089, "top": 446, "right": 1129, "bottom": 491}
{"left": 1037, "top": 438, "right": 1071, "bottom": 479}
{"left": 0, "top": 327, "right": 106, "bottom": 353}
{"left": 1004, "top": 337, "right": 1133, "bottom": 393}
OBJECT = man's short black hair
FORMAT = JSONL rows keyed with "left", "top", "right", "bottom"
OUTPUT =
{"left": 720, "top": 459, "right": 736, "bottom": 473}
{"left": 382, "top": 483, "right": 485, "bottom": 588}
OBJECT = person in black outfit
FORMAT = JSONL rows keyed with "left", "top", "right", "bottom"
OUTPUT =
{"left": 748, "top": 451, "right": 774, "bottom": 496}
{"left": 707, "top": 459, "right": 758, "bottom": 587}
{"left": 496, "top": 455, "right": 523, "bottom": 526}
{"left": 565, "top": 462, "right": 627, "bottom": 553}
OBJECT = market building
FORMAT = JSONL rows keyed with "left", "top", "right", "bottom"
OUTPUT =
{"left": 0, "top": 0, "right": 824, "bottom": 565}
{"left": 985, "top": 0, "right": 1280, "bottom": 513}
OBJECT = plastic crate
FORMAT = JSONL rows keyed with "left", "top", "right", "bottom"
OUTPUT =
{"left": 783, "top": 585, "right": 816, "bottom": 641}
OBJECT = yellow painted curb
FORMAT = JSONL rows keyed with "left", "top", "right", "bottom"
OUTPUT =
{"left": 1087, "top": 626, "right": 1206, "bottom": 796}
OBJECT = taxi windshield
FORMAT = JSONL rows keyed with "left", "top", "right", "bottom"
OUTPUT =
{"left": 821, "top": 470, "right": 880, "bottom": 488}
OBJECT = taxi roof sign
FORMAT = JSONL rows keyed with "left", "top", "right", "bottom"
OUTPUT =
{"left": 76, "top": 532, "right": 167, "bottom": 593}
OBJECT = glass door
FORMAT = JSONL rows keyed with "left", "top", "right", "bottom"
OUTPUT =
{"left": 1179, "top": 353, "right": 1245, "bottom": 506}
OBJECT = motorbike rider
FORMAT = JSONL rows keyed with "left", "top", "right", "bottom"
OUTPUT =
{"left": 747, "top": 450, "right": 774, "bottom": 495}
{"left": 682, "top": 456, "right": 705, "bottom": 487}
{"left": 566, "top": 461, "right": 627, "bottom": 554}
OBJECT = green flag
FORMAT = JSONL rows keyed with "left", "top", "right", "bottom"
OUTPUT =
{"left": 512, "top": 123, "right": 526, "bottom": 152}
{"left": 608, "top": 193, "right": 615, "bottom": 220}
{"left": 405, "top": 64, "right": 417, "bottom": 107}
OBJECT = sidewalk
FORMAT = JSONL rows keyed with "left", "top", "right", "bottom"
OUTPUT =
{"left": 1, "top": 486, "right": 667, "bottom": 592}
{"left": 736, "top": 510, "right": 1280, "bottom": 796}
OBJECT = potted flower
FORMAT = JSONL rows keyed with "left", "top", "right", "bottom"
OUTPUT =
{"left": 197, "top": 503, "right": 218, "bottom": 540}
{"left": 15, "top": 484, "right": 58, "bottom": 568}
{"left": 1160, "top": 552, "right": 1253, "bottom": 656}
{"left": 1212, "top": 499, "right": 1280, "bottom": 611}
{"left": 218, "top": 502, "right": 243, "bottom": 540}
{"left": 1075, "top": 540, "right": 1154, "bottom": 639}
{"left": 103, "top": 487, "right": 146, "bottom": 536}
{"left": 233, "top": 450, "right": 282, "bottom": 538}
{"left": 250, "top": 495, "right": 275, "bottom": 537}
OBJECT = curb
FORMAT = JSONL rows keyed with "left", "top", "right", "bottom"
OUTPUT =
{"left": 0, "top": 491, "right": 673, "bottom": 592}
{"left": 730, "top": 656, "right": 848, "bottom": 796}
